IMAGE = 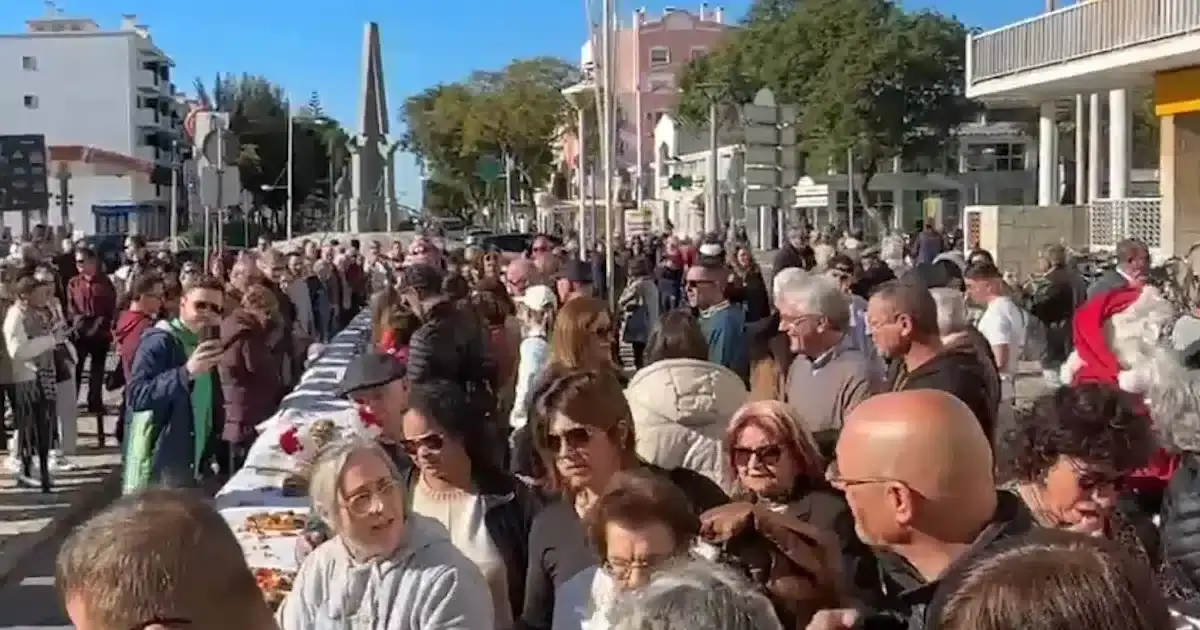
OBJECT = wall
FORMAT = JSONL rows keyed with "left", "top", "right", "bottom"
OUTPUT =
{"left": 1160, "top": 111, "right": 1200, "bottom": 255}
{"left": 0, "top": 34, "right": 134, "bottom": 154}
{"left": 969, "top": 204, "right": 1089, "bottom": 278}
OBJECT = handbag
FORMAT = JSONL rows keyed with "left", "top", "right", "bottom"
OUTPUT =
{"left": 105, "top": 360, "right": 126, "bottom": 391}
{"left": 52, "top": 345, "right": 72, "bottom": 383}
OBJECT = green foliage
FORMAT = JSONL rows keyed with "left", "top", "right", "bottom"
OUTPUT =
{"left": 192, "top": 74, "right": 352, "bottom": 235}
{"left": 399, "top": 57, "right": 582, "bottom": 221}
{"left": 677, "top": 0, "right": 977, "bottom": 231}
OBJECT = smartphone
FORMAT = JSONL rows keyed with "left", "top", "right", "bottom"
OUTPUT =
{"left": 199, "top": 325, "right": 221, "bottom": 343}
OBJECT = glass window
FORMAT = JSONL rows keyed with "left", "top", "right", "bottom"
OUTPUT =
{"left": 21, "top": 56, "right": 36, "bottom": 70}
{"left": 964, "top": 142, "right": 1026, "bottom": 172}
{"left": 23, "top": 95, "right": 37, "bottom": 109}
{"left": 690, "top": 47, "right": 708, "bottom": 60}
{"left": 649, "top": 47, "right": 670, "bottom": 65}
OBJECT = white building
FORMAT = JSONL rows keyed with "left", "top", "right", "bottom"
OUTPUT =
{"left": 965, "top": 0, "right": 1199, "bottom": 257}
{"left": 0, "top": 12, "right": 184, "bottom": 238}
{"left": 652, "top": 112, "right": 1044, "bottom": 239}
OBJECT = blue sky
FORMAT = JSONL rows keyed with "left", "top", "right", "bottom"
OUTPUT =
{"left": 5, "top": 0, "right": 1053, "bottom": 208}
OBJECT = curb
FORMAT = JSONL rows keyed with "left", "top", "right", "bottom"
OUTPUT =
{"left": 0, "top": 466, "right": 121, "bottom": 589}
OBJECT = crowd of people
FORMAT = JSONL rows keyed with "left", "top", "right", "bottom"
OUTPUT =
{"left": 48, "top": 224, "right": 1200, "bottom": 630}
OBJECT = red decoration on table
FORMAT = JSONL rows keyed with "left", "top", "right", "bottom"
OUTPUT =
{"left": 279, "top": 426, "right": 302, "bottom": 455}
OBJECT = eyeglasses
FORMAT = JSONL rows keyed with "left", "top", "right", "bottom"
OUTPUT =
{"left": 532, "top": 245, "right": 551, "bottom": 253}
{"left": 825, "top": 460, "right": 905, "bottom": 490}
{"left": 546, "top": 426, "right": 596, "bottom": 453}
{"left": 602, "top": 552, "right": 677, "bottom": 580}
{"left": 193, "top": 300, "right": 224, "bottom": 315}
{"left": 731, "top": 444, "right": 784, "bottom": 467}
{"left": 1067, "top": 459, "right": 1126, "bottom": 493}
{"left": 685, "top": 279, "right": 713, "bottom": 289}
{"left": 399, "top": 433, "right": 445, "bottom": 456}
{"left": 341, "top": 477, "right": 400, "bottom": 517}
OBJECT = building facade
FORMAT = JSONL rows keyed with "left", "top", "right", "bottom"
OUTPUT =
{"left": 0, "top": 13, "right": 183, "bottom": 238}
{"left": 560, "top": 5, "right": 733, "bottom": 205}
{"left": 652, "top": 112, "right": 1044, "bottom": 239}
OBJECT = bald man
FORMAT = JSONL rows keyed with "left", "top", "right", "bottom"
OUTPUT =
{"left": 809, "top": 389, "right": 1035, "bottom": 630}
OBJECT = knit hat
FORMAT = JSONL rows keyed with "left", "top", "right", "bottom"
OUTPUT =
{"left": 1063, "top": 285, "right": 1144, "bottom": 390}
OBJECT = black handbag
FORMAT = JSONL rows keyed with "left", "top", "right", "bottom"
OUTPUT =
{"left": 104, "top": 360, "right": 126, "bottom": 391}
{"left": 52, "top": 345, "right": 72, "bottom": 383}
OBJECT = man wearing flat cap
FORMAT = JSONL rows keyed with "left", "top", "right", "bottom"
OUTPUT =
{"left": 337, "top": 351, "right": 409, "bottom": 442}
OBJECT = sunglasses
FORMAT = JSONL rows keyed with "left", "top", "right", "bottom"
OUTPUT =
{"left": 731, "top": 444, "right": 784, "bottom": 467}
{"left": 399, "top": 434, "right": 444, "bottom": 455}
{"left": 193, "top": 300, "right": 224, "bottom": 315}
{"left": 685, "top": 279, "right": 713, "bottom": 289}
{"left": 546, "top": 427, "right": 595, "bottom": 453}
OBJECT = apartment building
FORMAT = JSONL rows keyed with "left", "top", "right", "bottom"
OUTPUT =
{"left": 560, "top": 5, "right": 733, "bottom": 204}
{"left": 0, "top": 12, "right": 184, "bottom": 238}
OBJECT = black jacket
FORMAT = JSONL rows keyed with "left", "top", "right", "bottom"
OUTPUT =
{"left": 886, "top": 345, "right": 999, "bottom": 443}
{"left": 1163, "top": 453, "right": 1200, "bottom": 596}
{"left": 856, "top": 492, "right": 1036, "bottom": 629}
{"left": 773, "top": 243, "right": 815, "bottom": 272}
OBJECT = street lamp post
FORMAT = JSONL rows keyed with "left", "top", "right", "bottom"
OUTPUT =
{"left": 697, "top": 83, "right": 725, "bottom": 236}
{"left": 563, "top": 81, "right": 594, "bottom": 261}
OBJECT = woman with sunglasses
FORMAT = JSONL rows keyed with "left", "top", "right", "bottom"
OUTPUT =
{"left": 706, "top": 400, "right": 867, "bottom": 621}
{"left": 399, "top": 379, "right": 542, "bottom": 630}
{"left": 1002, "top": 384, "right": 1168, "bottom": 585}
{"left": 277, "top": 436, "right": 494, "bottom": 630}
{"left": 520, "top": 369, "right": 728, "bottom": 630}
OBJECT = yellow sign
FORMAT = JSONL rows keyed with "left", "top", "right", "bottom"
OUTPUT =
{"left": 1155, "top": 66, "right": 1200, "bottom": 117}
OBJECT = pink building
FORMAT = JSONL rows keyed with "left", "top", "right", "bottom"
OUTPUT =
{"left": 561, "top": 5, "right": 732, "bottom": 201}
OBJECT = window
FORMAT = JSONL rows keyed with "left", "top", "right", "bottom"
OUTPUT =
{"left": 964, "top": 142, "right": 1026, "bottom": 172}
{"left": 23, "top": 95, "right": 38, "bottom": 109}
{"left": 647, "top": 73, "right": 675, "bottom": 93}
{"left": 690, "top": 46, "right": 709, "bottom": 61}
{"left": 649, "top": 46, "right": 670, "bottom": 65}
{"left": 21, "top": 56, "right": 36, "bottom": 70}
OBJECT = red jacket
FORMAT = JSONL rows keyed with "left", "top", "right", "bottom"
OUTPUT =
{"left": 114, "top": 309, "right": 155, "bottom": 378}
{"left": 67, "top": 272, "right": 118, "bottom": 341}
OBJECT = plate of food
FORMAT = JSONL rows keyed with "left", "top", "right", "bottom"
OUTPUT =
{"left": 240, "top": 510, "right": 308, "bottom": 536}
{"left": 254, "top": 567, "right": 296, "bottom": 610}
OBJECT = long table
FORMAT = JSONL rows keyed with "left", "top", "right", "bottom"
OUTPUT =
{"left": 216, "top": 310, "right": 373, "bottom": 570}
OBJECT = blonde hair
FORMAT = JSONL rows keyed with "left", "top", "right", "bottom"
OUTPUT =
{"left": 549, "top": 295, "right": 614, "bottom": 370}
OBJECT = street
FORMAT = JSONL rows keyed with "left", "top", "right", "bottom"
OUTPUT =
{"left": 0, "top": 537, "right": 71, "bottom": 629}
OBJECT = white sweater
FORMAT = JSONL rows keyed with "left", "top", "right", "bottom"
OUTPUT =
{"left": 277, "top": 515, "right": 495, "bottom": 630}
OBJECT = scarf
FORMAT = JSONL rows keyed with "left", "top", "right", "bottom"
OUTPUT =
{"left": 166, "top": 318, "right": 214, "bottom": 464}
{"left": 19, "top": 302, "right": 57, "bottom": 398}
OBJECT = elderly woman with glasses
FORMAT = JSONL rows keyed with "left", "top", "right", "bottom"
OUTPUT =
{"left": 277, "top": 437, "right": 494, "bottom": 630}
{"left": 1002, "top": 384, "right": 1171, "bottom": 588}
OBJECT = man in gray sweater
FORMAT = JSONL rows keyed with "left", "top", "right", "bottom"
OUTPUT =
{"left": 777, "top": 273, "right": 877, "bottom": 459}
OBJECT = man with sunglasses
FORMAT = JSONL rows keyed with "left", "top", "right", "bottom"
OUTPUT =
{"left": 123, "top": 277, "right": 227, "bottom": 492}
{"left": 67, "top": 248, "right": 118, "bottom": 425}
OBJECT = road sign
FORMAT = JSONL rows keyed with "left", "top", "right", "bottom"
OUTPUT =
{"left": 0, "top": 134, "right": 49, "bottom": 213}
{"left": 201, "top": 127, "right": 240, "bottom": 168}
{"left": 667, "top": 174, "right": 692, "bottom": 191}
{"left": 476, "top": 155, "right": 503, "bottom": 181}
{"left": 793, "top": 176, "right": 830, "bottom": 208}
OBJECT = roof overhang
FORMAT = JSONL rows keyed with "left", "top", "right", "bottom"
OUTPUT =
{"left": 48, "top": 145, "right": 154, "bottom": 177}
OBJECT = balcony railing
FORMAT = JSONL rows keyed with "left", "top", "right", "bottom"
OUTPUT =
{"left": 969, "top": 0, "right": 1200, "bottom": 83}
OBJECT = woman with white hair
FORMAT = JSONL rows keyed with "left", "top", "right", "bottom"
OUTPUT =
{"left": 605, "top": 557, "right": 782, "bottom": 630}
{"left": 276, "top": 437, "right": 494, "bottom": 630}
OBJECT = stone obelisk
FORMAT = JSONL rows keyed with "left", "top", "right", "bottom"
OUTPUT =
{"left": 349, "top": 21, "right": 391, "bottom": 232}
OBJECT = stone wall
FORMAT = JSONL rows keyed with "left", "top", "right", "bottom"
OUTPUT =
{"left": 967, "top": 204, "right": 1089, "bottom": 278}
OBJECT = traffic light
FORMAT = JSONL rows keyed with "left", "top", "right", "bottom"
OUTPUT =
{"left": 668, "top": 174, "right": 692, "bottom": 191}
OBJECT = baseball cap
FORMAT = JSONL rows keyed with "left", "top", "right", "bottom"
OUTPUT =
{"left": 514, "top": 284, "right": 556, "bottom": 311}
{"left": 336, "top": 351, "right": 407, "bottom": 398}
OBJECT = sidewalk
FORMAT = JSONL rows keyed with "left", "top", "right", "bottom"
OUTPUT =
{"left": 0, "top": 397, "right": 122, "bottom": 586}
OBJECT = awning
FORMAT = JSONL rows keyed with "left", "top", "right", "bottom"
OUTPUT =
{"left": 48, "top": 145, "right": 154, "bottom": 177}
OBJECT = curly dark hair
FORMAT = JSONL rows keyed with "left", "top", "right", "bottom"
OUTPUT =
{"left": 407, "top": 379, "right": 499, "bottom": 471}
{"left": 1000, "top": 384, "right": 1155, "bottom": 483}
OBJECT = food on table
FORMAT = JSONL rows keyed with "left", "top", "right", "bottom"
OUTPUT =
{"left": 254, "top": 568, "right": 296, "bottom": 609}
{"left": 282, "top": 474, "right": 308, "bottom": 497}
{"left": 241, "top": 510, "right": 307, "bottom": 535}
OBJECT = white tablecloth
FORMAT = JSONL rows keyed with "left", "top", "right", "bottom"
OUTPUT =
{"left": 216, "top": 310, "right": 373, "bottom": 571}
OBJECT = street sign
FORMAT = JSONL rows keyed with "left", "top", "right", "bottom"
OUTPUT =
{"left": 793, "top": 176, "right": 830, "bottom": 208}
{"left": 0, "top": 134, "right": 49, "bottom": 213}
{"left": 667, "top": 174, "right": 692, "bottom": 191}
{"left": 201, "top": 127, "right": 240, "bottom": 168}
{"left": 476, "top": 155, "right": 503, "bottom": 181}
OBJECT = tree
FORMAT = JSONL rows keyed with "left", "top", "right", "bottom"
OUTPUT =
{"left": 400, "top": 56, "right": 582, "bottom": 221}
{"left": 678, "top": 0, "right": 977, "bottom": 231}
{"left": 192, "top": 74, "right": 349, "bottom": 236}
{"left": 304, "top": 91, "right": 325, "bottom": 119}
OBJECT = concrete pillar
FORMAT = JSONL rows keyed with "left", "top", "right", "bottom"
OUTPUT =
{"left": 1159, "top": 112, "right": 1200, "bottom": 256}
{"left": 1038, "top": 102, "right": 1058, "bottom": 206}
{"left": 1088, "top": 92, "right": 1102, "bottom": 201}
{"left": 1074, "top": 95, "right": 1087, "bottom": 204}
{"left": 1108, "top": 88, "right": 1131, "bottom": 199}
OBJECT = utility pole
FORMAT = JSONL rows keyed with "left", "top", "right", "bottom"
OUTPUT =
{"left": 169, "top": 139, "right": 179, "bottom": 252}
{"left": 55, "top": 162, "right": 71, "bottom": 232}
{"left": 285, "top": 101, "right": 294, "bottom": 241}
{"left": 504, "top": 152, "right": 514, "bottom": 230}
{"left": 599, "top": 0, "right": 616, "bottom": 310}
{"left": 846, "top": 147, "right": 856, "bottom": 232}
{"left": 707, "top": 98, "right": 719, "bottom": 235}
